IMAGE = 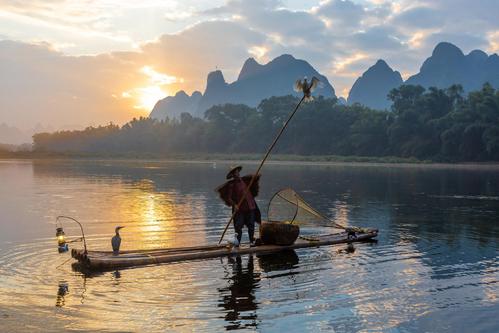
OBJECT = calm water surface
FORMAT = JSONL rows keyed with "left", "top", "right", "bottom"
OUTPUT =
{"left": 0, "top": 159, "right": 498, "bottom": 332}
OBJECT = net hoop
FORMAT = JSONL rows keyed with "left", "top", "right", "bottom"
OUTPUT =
{"left": 267, "top": 187, "right": 299, "bottom": 223}
{"left": 267, "top": 188, "right": 347, "bottom": 229}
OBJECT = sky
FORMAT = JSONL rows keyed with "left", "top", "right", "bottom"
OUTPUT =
{"left": 0, "top": 0, "right": 498, "bottom": 130}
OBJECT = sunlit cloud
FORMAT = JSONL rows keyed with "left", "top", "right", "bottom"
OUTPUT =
{"left": 488, "top": 30, "right": 499, "bottom": 53}
{"left": 407, "top": 31, "right": 433, "bottom": 49}
{"left": 141, "top": 66, "right": 180, "bottom": 85}
{"left": 248, "top": 45, "right": 268, "bottom": 61}
{"left": 164, "top": 10, "right": 195, "bottom": 21}
{"left": 333, "top": 53, "right": 368, "bottom": 73}
{"left": 268, "top": 33, "right": 283, "bottom": 44}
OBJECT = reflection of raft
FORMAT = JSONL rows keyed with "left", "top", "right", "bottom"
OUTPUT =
{"left": 259, "top": 221, "right": 300, "bottom": 245}
{"left": 71, "top": 228, "right": 378, "bottom": 270}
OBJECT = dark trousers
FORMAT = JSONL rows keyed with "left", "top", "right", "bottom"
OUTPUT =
{"left": 233, "top": 210, "right": 256, "bottom": 243}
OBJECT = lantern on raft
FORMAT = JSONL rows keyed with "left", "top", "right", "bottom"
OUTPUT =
{"left": 56, "top": 226, "right": 69, "bottom": 253}
{"left": 55, "top": 216, "right": 88, "bottom": 254}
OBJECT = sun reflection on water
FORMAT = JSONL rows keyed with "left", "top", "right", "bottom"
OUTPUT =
{"left": 100, "top": 181, "right": 208, "bottom": 251}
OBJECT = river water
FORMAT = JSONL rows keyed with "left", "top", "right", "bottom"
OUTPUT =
{"left": 0, "top": 159, "right": 498, "bottom": 332}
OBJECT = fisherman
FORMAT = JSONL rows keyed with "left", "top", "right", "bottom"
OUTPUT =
{"left": 216, "top": 166, "right": 261, "bottom": 247}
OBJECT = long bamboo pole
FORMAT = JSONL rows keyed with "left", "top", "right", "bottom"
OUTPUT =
{"left": 218, "top": 95, "right": 306, "bottom": 244}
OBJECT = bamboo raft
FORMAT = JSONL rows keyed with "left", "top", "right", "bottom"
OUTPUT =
{"left": 71, "top": 229, "right": 378, "bottom": 270}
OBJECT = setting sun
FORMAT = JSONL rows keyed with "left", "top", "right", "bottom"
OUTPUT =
{"left": 135, "top": 86, "right": 168, "bottom": 110}
{"left": 120, "top": 66, "right": 182, "bottom": 111}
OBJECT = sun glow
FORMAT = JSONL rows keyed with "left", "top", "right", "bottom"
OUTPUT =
{"left": 121, "top": 66, "right": 182, "bottom": 111}
{"left": 248, "top": 45, "right": 268, "bottom": 61}
{"left": 141, "top": 66, "right": 178, "bottom": 85}
{"left": 134, "top": 86, "right": 168, "bottom": 110}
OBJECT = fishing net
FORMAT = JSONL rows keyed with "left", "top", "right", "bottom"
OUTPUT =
{"left": 267, "top": 188, "right": 346, "bottom": 230}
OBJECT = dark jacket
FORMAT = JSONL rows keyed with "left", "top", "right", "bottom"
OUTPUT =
{"left": 216, "top": 174, "right": 261, "bottom": 223}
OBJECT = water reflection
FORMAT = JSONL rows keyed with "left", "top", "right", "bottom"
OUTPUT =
{"left": 55, "top": 281, "right": 69, "bottom": 307}
{"left": 219, "top": 255, "right": 260, "bottom": 330}
{"left": 217, "top": 252, "right": 302, "bottom": 330}
{"left": 257, "top": 250, "right": 299, "bottom": 272}
{"left": 112, "top": 270, "right": 121, "bottom": 280}
{"left": 337, "top": 243, "right": 355, "bottom": 254}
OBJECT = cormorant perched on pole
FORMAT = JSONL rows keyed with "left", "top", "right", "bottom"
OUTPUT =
{"left": 112, "top": 226, "right": 125, "bottom": 255}
{"left": 294, "top": 76, "right": 320, "bottom": 102}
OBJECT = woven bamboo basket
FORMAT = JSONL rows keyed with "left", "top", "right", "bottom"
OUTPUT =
{"left": 259, "top": 221, "right": 300, "bottom": 245}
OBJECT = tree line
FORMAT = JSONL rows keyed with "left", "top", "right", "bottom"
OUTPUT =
{"left": 33, "top": 83, "right": 499, "bottom": 161}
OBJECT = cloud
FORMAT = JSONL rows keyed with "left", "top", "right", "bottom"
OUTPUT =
{"left": 0, "top": 40, "right": 144, "bottom": 128}
{"left": 315, "top": 0, "right": 365, "bottom": 31}
{"left": 392, "top": 6, "right": 441, "bottom": 29}
{"left": 0, "top": 20, "right": 267, "bottom": 128}
{"left": 489, "top": 31, "right": 499, "bottom": 53}
{"left": 140, "top": 20, "right": 266, "bottom": 87}
{"left": 350, "top": 26, "right": 405, "bottom": 51}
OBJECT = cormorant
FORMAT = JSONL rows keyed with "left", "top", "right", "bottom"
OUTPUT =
{"left": 112, "top": 226, "right": 125, "bottom": 255}
{"left": 294, "top": 76, "right": 320, "bottom": 101}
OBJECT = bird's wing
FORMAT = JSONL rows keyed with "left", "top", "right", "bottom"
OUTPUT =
{"left": 310, "top": 76, "right": 320, "bottom": 92}
{"left": 293, "top": 79, "right": 303, "bottom": 92}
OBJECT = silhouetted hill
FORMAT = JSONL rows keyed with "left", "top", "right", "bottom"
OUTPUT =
{"left": 151, "top": 42, "right": 499, "bottom": 116}
{"left": 149, "top": 90, "right": 202, "bottom": 120}
{"left": 347, "top": 42, "right": 499, "bottom": 109}
{"left": 150, "top": 54, "right": 336, "bottom": 119}
{"left": 406, "top": 42, "right": 499, "bottom": 91}
{"left": 237, "top": 57, "right": 263, "bottom": 80}
{"left": 347, "top": 59, "right": 403, "bottom": 110}
{"left": 0, "top": 123, "right": 29, "bottom": 144}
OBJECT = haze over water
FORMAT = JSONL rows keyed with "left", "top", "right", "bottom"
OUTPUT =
{"left": 0, "top": 159, "right": 498, "bottom": 332}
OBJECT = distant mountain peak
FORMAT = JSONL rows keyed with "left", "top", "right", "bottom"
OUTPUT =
{"left": 432, "top": 42, "right": 464, "bottom": 59}
{"left": 274, "top": 54, "right": 295, "bottom": 61}
{"left": 191, "top": 91, "right": 202, "bottom": 98}
{"left": 206, "top": 70, "right": 226, "bottom": 85}
{"left": 374, "top": 59, "right": 390, "bottom": 69}
{"left": 205, "top": 70, "right": 227, "bottom": 94}
{"left": 174, "top": 90, "right": 188, "bottom": 98}
{"left": 150, "top": 89, "right": 202, "bottom": 121}
{"left": 364, "top": 59, "right": 399, "bottom": 76}
{"left": 347, "top": 59, "right": 402, "bottom": 110}
{"left": 468, "top": 49, "right": 488, "bottom": 61}
{"left": 268, "top": 54, "right": 296, "bottom": 66}
{"left": 238, "top": 57, "right": 262, "bottom": 80}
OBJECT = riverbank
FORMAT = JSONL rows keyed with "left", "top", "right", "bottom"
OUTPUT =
{"left": 0, "top": 151, "right": 430, "bottom": 164}
{"left": 3, "top": 151, "right": 499, "bottom": 170}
